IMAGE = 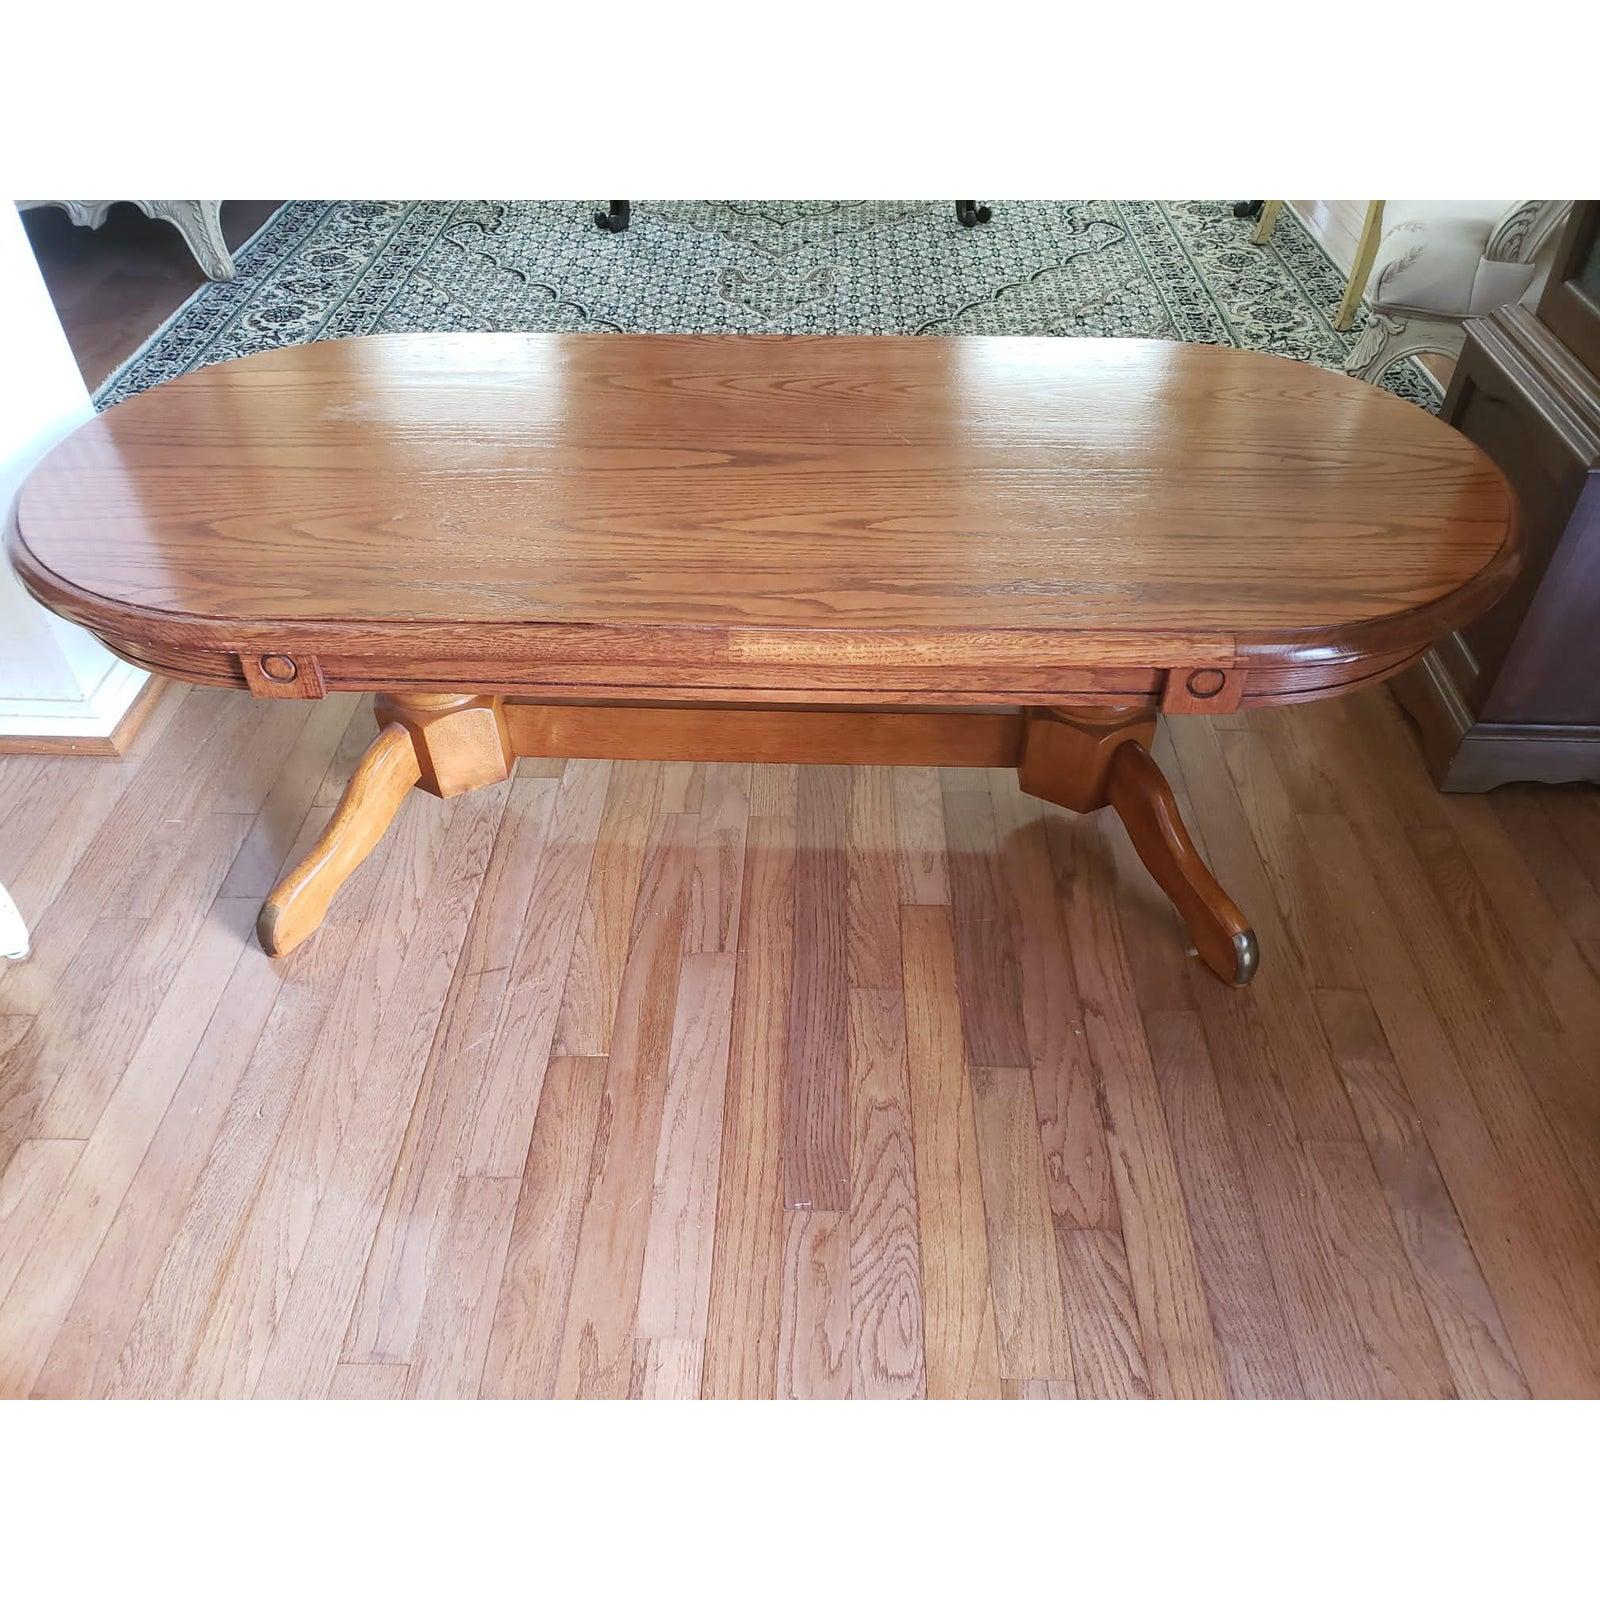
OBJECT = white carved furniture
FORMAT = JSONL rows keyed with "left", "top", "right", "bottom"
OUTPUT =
{"left": 18, "top": 200, "right": 235, "bottom": 282}
{"left": 1344, "top": 200, "right": 1570, "bottom": 384}
{"left": 0, "top": 881, "right": 28, "bottom": 961}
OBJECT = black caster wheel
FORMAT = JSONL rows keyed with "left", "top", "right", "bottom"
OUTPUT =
{"left": 595, "top": 200, "right": 632, "bottom": 233}
{"left": 955, "top": 201, "right": 992, "bottom": 228}
{"left": 1232, "top": 201, "right": 1264, "bottom": 220}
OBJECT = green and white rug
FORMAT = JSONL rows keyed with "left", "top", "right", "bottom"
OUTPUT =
{"left": 96, "top": 200, "right": 1437, "bottom": 410}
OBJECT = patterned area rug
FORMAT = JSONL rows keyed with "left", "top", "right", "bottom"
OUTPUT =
{"left": 97, "top": 200, "right": 1438, "bottom": 410}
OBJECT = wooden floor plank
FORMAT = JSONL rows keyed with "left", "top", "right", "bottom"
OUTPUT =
{"left": 1512, "top": 788, "right": 1600, "bottom": 942}
{"left": 553, "top": 762, "right": 663, "bottom": 1056}
{"left": 1143, "top": 1007, "right": 1304, "bottom": 1399}
{"left": 632, "top": 1337, "right": 704, "bottom": 1399}
{"left": 847, "top": 766, "right": 902, "bottom": 990}
{"left": 175, "top": 790, "right": 460, "bottom": 1398}
{"left": 553, "top": 812, "right": 695, "bottom": 1398}
{"left": 33, "top": 813, "right": 252, "bottom": 1139}
{"left": 700, "top": 811, "right": 795, "bottom": 1399}
{"left": 685, "top": 764, "right": 751, "bottom": 956}
{"left": 329, "top": 1361, "right": 410, "bottom": 1399}
{"left": 988, "top": 772, "right": 1113, "bottom": 1230}
{"left": 1046, "top": 809, "right": 1228, "bottom": 1399}
{"left": 1406, "top": 822, "right": 1562, "bottom": 1037}
{"left": 1215, "top": 724, "right": 1360, "bottom": 990}
{"left": 1445, "top": 794, "right": 1600, "bottom": 1048}
{"left": 1314, "top": 988, "right": 1530, "bottom": 1399}
{"left": 636, "top": 951, "right": 738, "bottom": 1340}
{"left": 0, "top": 1139, "right": 83, "bottom": 1308}
{"left": 1313, "top": 697, "right": 1600, "bottom": 1372}
{"left": 1184, "top": 973, "right": 1388, "bottom": 1399}
{"left": 404, "top": 1175, "right": 520, "bottom": 1399}
{"left": 32, "top": 900, "right": 286, "bottom": 1399}
{"left": 846, "top": 987, "right": 925, "bottom": 1399}
{"left": 0, "top": 755, "right": 128, "bottom": 937}
{"left": 0, "top": 689, "right": 237, "bottom": 1015}
{"left": 1304, "top": 809, "right": 1600, "bottom": 1396}
{"left": 0, "top": 925, "right": 135, "bottom": 1181}
{"left": 893, "top": 766, "right": 949, "bottom": 906}
{"left": 940, "top": 780, "right": 1030, "bottom": 1070}
{"left": 480, "top": 1056, "right": 608, "bottom": 1399}
{"left": 1301, "top": 1137, "right": 1457, "bottom": 1398}
{"left": 1053, "top": 1228, "right": 1150, "bottom": 1399}
{"left": 777, "top": 1210, "right": 851, "bottom": 1399}
{"left": 102, "top": 821, "right": 410, "bottom": 1399}
{"left": 971, "top": 1066, "right": 1074, "bottom": 1382}
{"left": 1163, "top": 714, "right": 1363, "bottom": 1144}
{"left": 0, "top": 898, "right": 257, "bottom": 1398}
{"left": 900, "top": 905, "right": 1003, "bottom": 1399}
{"left": 465, "top": 760, "right": 611, "bottom": 1179}
{"left": 784, "top": 765, "right": 851, "bottom": 1213}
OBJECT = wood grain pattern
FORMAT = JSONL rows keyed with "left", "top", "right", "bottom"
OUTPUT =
{"left": 480, "top": 1056, "right": 608, "bottom": 1399}
{"left": 249, "top": 785, "right": 508, "bottom": 1398}
{"left": 4, "top": 683, "right": 1599, "bottom": 1399}
{"left": 465, "top": 761, "right": 610, "bottom": 1178}
{"left": 778, "top": 1210, "right": 851, "bottom": 1399}
{"left": 505, "top": 702, "right": 1022, "bottom": 769}
{"left": 1053, "top": 1229, "right": 1150, "bottom": 1399}
{"left": 941, "top": 781, "right": 1030, "bottom": 1068}
{"left": 700, "top": 810, "right": 794, "bottom": 1398}
{"left": 340, "top": 773, "right": 559, "bottom": 1365}
{"left": 554, "top": 812, "right": 695, "bottom": 1397}
{"left": 636, "top": 952, "right": 737, "bottom": 1340}
{"left": 176, "top": 789, "right": 458, "bottom": 1398}
{"left": 784, "top": 765, "right": 851, "bottom": 1211}
{"left": 10, "top": 333, "right": 1519, "bottom": 708}
{"left": 1313, "top": 988, "right": 1529, "bottom": 1399}
{"left": 404, "top": 1175, "right": 520, "bottom": 1399}
{"left": 553, "top": 762, "right": 661, "bottom": 1055}
{"left": 900, "top": 905, "right": 1004, "bottom": 1399}
{"left": 846, "top": 987, "right": 925, "bottom": 1399}
{"left": 1047, "top": 809, "right": 1229, "bottom": 1399}
{"left": 1143, "top": 1008, "right": 1303, "bottom": 1399}
{"left": 100, "top": 794, "right": 431, "bottom": 1399}
{"left": 971, "top": 1067, "right": 1074, "bottom": 1381}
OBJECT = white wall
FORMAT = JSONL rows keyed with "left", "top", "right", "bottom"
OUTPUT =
{"left": 0, "top": 204, "right": 148, "bottom": 741}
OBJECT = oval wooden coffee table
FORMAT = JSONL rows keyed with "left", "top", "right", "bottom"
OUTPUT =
{"left": 8, "top": 333, "right": 1520, "bottom": 984}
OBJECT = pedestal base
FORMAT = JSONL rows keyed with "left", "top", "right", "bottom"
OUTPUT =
{"left": 259, "top": 694, "right": 1258, "bottom": 984}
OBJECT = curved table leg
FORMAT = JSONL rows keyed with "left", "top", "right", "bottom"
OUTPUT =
{"left": 258, "top": 721, "right": 421, "bottom": 957}
{"left": 1105, "top": 740, "right": 1257, "bottom": 986}
{"left": 258, "top": 692, "right": 513, "bottom": 957}
{"left": 1017, "top": 708, "right": 1257, "bottom": 986}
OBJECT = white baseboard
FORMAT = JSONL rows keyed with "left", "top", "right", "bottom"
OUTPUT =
{"left": 0, "top": 656, "right": 150, "bottom": 745}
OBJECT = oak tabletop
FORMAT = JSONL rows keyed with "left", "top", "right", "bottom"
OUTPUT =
{"left": 10, "top": 332, "right": 1519, "bottom": 702}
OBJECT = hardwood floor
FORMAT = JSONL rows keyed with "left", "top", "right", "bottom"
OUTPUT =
{"left": 1, "top": 685, "right": 1597, "bottom": 1397}
{"left": 21, "top": 201, "right": 282, "bottom": 389}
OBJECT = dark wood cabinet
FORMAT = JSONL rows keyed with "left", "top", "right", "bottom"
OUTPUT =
{"left": 1395, "top": 204, "right": 1600, "bottom": 791}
